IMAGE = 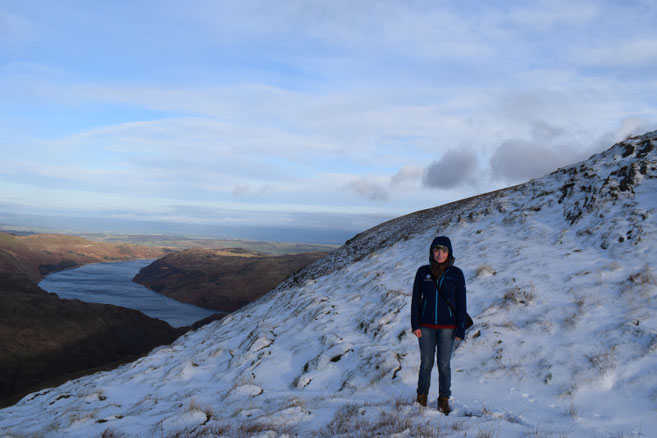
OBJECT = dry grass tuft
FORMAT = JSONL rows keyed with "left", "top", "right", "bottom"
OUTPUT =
{"left": 186, "top": 398, "right": 214, "bottom": 418}
{"left": 628, "top": 265, "right": 656, "bottom": 286}
{"left": 586, "top": 344, "right": 617, "bottom": 375}
{"left": 476, "top": 429, "right": 496, "bottom": 438}
{"left": 520, "top": 425, "right": 568, "bottom": 437}
{"left": 101, "top": 428, "right": 127, "bottom": 438}
{"left": 569, "top": 288, "right": 586, "bottom": 310}
{"left": 317, "top": 404, "right": 444, "bottom": 437}
{"left": 394, "top": 395, "right": 415, "bottom": 410}
{"left": 567, "top": 402, "right": 578, "bottom": 418}
{"left": 476, "top": 264, "right": 497, "bottom": 277}
{"left": 165, "top": 421, "right": 295, "bottom": 438}
{"left": 3, "top": 431, "right": 46, "bottom": 438}
{"left": 503, "top": 286, "right": 537, "bottom": 306}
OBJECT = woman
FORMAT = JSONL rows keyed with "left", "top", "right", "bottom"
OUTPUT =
{"left": 410, "top": 236, "right": 467, "bottom": 414}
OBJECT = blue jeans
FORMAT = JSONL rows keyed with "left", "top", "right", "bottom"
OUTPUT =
{"left": 417, "top": 327, "right": 455, "bottom": 397}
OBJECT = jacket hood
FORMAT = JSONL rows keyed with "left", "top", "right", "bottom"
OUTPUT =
{"left": 429, "top": 236, "right": 455, "bottom": 265}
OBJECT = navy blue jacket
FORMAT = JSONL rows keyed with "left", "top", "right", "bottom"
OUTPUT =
{"left": 411, "top": 236, "right": 467, "bottom": 339}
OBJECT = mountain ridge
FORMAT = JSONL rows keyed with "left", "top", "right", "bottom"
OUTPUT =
{"left": 1, "top": 131, "right": 655, "bottom": 437}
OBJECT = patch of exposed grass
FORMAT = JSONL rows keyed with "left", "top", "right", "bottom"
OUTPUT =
{"left": 476, "top": 429, "right": 496, "bottom": 438}
{"left": 317, "top": 404, "right": 444, "bottom": 438}
{"left": 503, "top": 286, "right": 537, "bottom": 306}
{"left": 101, "top": 428, "right": 127, "bottom": 438}
{"left": 586, "top": 344, "right": 617, "bottom": 375}
{"left": 183, "top": 398, "right": 215, "bottom": 428}
{"left": 520, "top": 425, "right": 569, "bottom": 438}
{"left": 165, "top": 420, "right": 295, "bottom": 438}
{"left": 567, "top": 402, "right": 578, "bottom": 419}
{"left": 628, "top": 265, "right": 656, "bottom": 286}
{"left": 475, "top": 264, "right": 497, "bottom": 277}
{"left": 569, "top": 288, "right": 585, "bottom": 311}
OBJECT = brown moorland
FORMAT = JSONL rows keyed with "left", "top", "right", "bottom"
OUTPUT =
{"left": 133, "top": 248, "right": 329, "bottom": 312}
{"left": 0, "top": 273, "right": 185, "bottom": 407}
{"left": 0, "top": 232, "right": 169, "bottom": 283}
{"left": 0, "top": 232, "right": 182, "bottom": 407}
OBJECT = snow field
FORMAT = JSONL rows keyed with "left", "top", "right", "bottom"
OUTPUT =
{"left": 1, "top": 132, "right": 656, "bottom": 437}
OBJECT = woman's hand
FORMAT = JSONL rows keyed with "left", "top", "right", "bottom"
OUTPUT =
{"left": 413, "top": 329, "right": 422, "bottom": 338}
{"left": 455, "top": 337, "right": 462, "bottom": 341}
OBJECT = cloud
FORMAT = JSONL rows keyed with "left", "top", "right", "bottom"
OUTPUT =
{"left": 345, "top": 179, "right": 389, "bottom": 202}
{"left": 422, "top": 148, "right": 478, "bottom": 189}
{"left": 574, "top": 38, "right": 657, "bottom": 70}
{"left": 490, "top": 116, "right": 657, "bottom": 185}
{"left": 506, "top": 0, "right": 598, "bottom": 31}
{"left": 0, "top": 12, "right": 36, "bottom": 44}
{"left": 592, "top": 117, "right": 657, "bottom": 153}
{"left": 232, "top": 184, "right": 274, "bottom": 197}
{"left": 3, "top": 1, "right": 657, "bottom": 235}
{"left": 488, "top": 118, "right": 592, "bottom": 183}
{"left": 612, "top": 117, "right": 657, "bottom": 140}
{"left": 489, "top": 138, "right": 563, "bottom": 183}
{"left": 179, "top": 1, "right": 493, "bottom": 62}
{"left": 390, "top": 165, "right": 423, "bottom": 187}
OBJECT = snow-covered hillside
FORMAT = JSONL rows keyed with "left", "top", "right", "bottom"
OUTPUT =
{"left": 2, "top": 132, "right": 656, "bottom": 437}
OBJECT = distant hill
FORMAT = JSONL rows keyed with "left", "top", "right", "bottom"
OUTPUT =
{"left": 133, "top": 248, "right": 330, "bottom": 311}
{"left": 0, "top": 232, "right": 169, "bottom": 283}
{"left": 77, "top": 233, "right": 338, "bottom": 256}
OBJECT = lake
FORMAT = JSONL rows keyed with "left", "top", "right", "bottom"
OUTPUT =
{"left": 39, "top": 259, "right": 220, "bottom": 328}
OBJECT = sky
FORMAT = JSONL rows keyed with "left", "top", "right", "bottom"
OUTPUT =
{"left": 1, "top": 0, "right": 657, "bottom": 243}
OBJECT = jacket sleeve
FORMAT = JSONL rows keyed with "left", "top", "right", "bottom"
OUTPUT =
{"left": 410, "top": 267, "right": 423, "bottom": 331}
{"left": 454, "top": 268, "right": 467, "bottom": 339}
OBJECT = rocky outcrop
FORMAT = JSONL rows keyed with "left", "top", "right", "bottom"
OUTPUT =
{"left": 133, "top": 248, "right": 329, "bottom": 311}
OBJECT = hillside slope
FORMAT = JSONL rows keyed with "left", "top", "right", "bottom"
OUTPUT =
{"left": 133, "top": 248, "right": 329, "bottom": 311}
{"left": 0, "top": 233, "right": 168, "bottom": 283}
{"left": 0, "top": 274, "right": 185, "bottom": 407}
{"left": 1, "top": 132, "right": 655, "bottom": 437}
{"left": 0, "top": 234, "right": 177, "bottom": 407}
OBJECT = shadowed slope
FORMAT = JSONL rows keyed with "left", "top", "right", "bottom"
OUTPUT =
{"left": 0, "top": 234, "right": 178, "bottom": 407}
{"left": 0, "top": 273, "right": 185, "bottom": 406}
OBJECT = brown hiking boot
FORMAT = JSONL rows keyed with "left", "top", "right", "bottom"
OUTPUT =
{"left": 438, "top": 396, "right": 451, "bottom": 415}
{"left": 416, "top": 393, "right": 428, "bottom": 407}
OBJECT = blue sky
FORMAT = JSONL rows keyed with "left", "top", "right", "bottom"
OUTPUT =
{"left": 2, "top": 1, "right": 657, "bottom": 242}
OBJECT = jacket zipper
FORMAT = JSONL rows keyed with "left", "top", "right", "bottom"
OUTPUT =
{"left": 434, "top": 285, "right": 438, "bottom": 324}
{"left": 436, "top": 275, "right": 452, "bottom": 320}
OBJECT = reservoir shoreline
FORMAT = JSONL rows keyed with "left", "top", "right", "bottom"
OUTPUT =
{"left": 39, "top": 259, "right": 221, "bottom": 328}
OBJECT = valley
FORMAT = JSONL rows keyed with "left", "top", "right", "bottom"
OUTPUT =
{"left": 1, "top": 132, "right": 655, "bottom": 436}
{"left": 0, "top": 232, "right": 327, "bottom": 409}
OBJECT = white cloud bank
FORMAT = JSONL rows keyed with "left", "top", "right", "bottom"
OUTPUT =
{"left": 1, "top": 1, "right": 657, "bottom": 239}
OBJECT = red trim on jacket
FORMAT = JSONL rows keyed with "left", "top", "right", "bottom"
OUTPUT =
{"left": 420, "top": 323, "right": 456, "bottom": 329}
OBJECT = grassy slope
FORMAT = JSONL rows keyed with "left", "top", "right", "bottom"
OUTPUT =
{"left": 133, "top": 248, "right": 330, "bottom": 311}
{"left": 0, "top": 233, "right": 177, "bottom": 407}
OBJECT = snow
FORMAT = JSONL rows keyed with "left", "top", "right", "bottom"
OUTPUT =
{"left": 1, "top": 132, "right": 656, "bottom": 437}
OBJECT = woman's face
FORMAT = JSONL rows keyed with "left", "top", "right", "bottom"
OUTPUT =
{"left": 432, "top": 245, "right": 449, "bottom": 264}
